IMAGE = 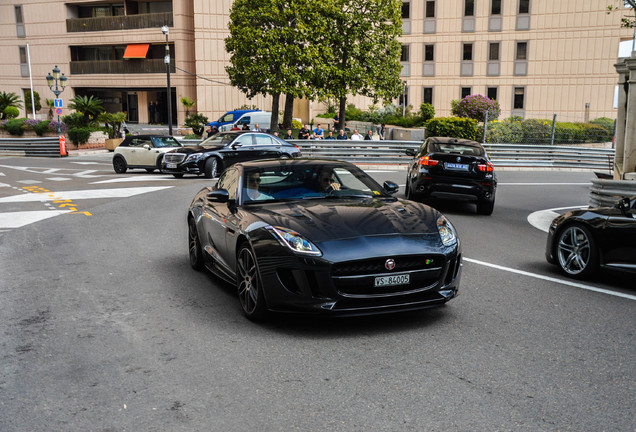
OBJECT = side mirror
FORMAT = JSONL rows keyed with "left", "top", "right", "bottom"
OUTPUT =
{"left": 143, "top": 144, "right": 151, "bottom": 150}
{"left": 383, "top": 181, "right": 400, "bottom": 195}
{"left": 405, "top": 148, "right": 416, "bottom": 157}
{"left": 207, "top": 189, "right": 229, "bottom": 203}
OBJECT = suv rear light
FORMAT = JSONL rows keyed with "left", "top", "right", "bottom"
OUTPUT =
{"left": 418, "top": 156, "right": 439, "bottom": 167}
{"left": 477, "top": 162, "right": 494, "bottom": 172}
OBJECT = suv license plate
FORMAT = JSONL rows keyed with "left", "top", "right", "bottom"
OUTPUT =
{"left": 166, "top": 163, "right": 177, "bottom": 169}
{"left": 374, "top": 274, "right": 410, "bottom": 287}
{"left": 446, "top": 162, "right": 468, "bottom": 170}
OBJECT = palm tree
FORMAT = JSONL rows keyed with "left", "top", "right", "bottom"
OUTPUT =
{"left": 180, "top": 97, "right": 196, "bottom": 117}
{"left": 69, "top": 95, "right": 104, "bottom": 126}
{"left": 0, "top": 92, "right": 23, "bottom": 120}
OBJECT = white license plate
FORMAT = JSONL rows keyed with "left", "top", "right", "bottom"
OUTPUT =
{"left": 446, "top": 162, "right": 469, "bottom": 170}
{"left": 374, "top": 273, "right": 410, "bottom": 287}
{"left": 166, "top": 163, "right": 177, "bottom": 169}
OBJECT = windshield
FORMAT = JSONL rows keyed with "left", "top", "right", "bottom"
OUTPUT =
{"left": 200, "top": 134, "right": 236, "bottom": 147}
{"left": 241, "top": 163, "right": 391, "bottom": 204}
{"left": 151, "top": 137, "right": 182, "bottom": 148}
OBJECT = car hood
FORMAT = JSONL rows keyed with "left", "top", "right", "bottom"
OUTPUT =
{"left": 249, "top": 198, "right": 443, "bottom": 243}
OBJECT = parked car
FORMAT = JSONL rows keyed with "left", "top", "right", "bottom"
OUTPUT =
{"left": 226, "top": 111, "right": 272, "bottom": 132}
{"left": 208, "top": 109, "right": 261, "bottom": 131}
{"left": 187, "top": 158, "right": 462, "bottom": 320}
{"left": 162, "top": 131, "right": 301, "bottom": 178}
{"left": 112, "top": 135, "right": 183, "bottom": 174}
{"left": 545, "top": 196, "right": 636, "bottom": 279}
{"left": 405, "top": 137, "right": 497, "bottom": 215}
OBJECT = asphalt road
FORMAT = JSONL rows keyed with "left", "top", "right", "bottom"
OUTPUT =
{"left": 1, "top": 154, "right": 634, "bottom": 431}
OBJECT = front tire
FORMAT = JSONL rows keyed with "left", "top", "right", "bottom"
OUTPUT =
{"left": 204, "top": 157, "right": 219, "bottom": 179}
{"left": 556, "top": 224, "right": 598, "bottom": 279}
{"left": 113, "top": 156, "right": 127, "bottom": 174}
{"left": 236, "top": 244, "right": 267, "bottom": 321}
{"left": 188, "top": 217, "right": 204, "bottom": 271}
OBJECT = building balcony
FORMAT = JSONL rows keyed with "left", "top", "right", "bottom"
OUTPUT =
{"left": 66, "top": 12, "right": 173, "bottom": 33}
{"left": 70, "top": 59, "right": 175, "bottom": 75}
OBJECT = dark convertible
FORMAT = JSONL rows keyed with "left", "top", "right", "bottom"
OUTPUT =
{"left": 162, "top": 131, "right": 301, "bottom": 178}
{"left": 187, "top": 159, "right": 462, "bottom": 320}
{"left": 546, "top": 196, "right": 636, "bottom": 279}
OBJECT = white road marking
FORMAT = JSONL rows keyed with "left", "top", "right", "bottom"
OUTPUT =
{"left": 0, "top": 186, "right": 173, "bottom": 203}
{"left": 91, "top": 175, "right": 175, "bottom": 184}
{"left": 16, "top": 180, "right": 42, "bottom": 184}
{"left": 0, "top": 183, "right": 9, "bottom": 187}
{"left": 47, "top": 177, "right": 72, "bottom": 182}
{"left": 0, "top": 210, "right": 71, "bottom": 229}
{"left": 464, "top": 257, "right": 636, "bottom": 301}
{"left": 71, "top": 162, "right": 106, "bottom": 165}
{"left": 527, "top": 205, "right": 588, "bottom": 232}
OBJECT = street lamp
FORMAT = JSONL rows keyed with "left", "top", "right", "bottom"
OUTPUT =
{"left": 46, "top": 65, "right": 67, "bottom": 136}
{"left": 161, "top": 25, "right": 173, "bottom": 135}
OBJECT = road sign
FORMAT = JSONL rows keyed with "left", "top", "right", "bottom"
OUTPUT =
{"left": 54, "top": 99, "right": 63, "bottom": 108}
{"left": 55, "top": 108, "right": 62, "bottom": 115}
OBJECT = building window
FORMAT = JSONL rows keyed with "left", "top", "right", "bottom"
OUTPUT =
{"left": 423, "top": 87, "right": 433, "bottom": 105}
{"left": 517, "top": 0, "right": 531, "bottom": 30}
{"left": 425, "top": 1, "right": 435, "bottom": 18}
{"left": 423, "top": 44, "right": 435, "bottom": 76}
{"left": 401, "top": 45, "right": 409, "bottom": 62}
{"left": 514, "top": 87, "right": 525, "bottom": 109}
{"left": 402, "top": 2, "right": 410, "bottom": 19}
{"left": 463, "top": 43, "right": 473, "bottom": 61}
{"left": 488, "top": 42, "right": 500, "bottom": 76}
{"left": 515, "top": 41, "right": 528, "bottom": 75}
{"left": 15, "top": 5, "right": 25, "bottom": 38}
{"left": 519, "top": 0, "right": 530, "bottom": 14}
{"left": 399, "top": 86, "right": 409, "bottom": 108}
{"left": 487, "top": 87, "right": 498, "bottom": 101}
{"left": 491, "top": 0, "right": 502, "bottom": 15}
{"left": 461, "top": 87, "right": 472, "bottom": 99}
{"left": 516, "top": 42, "right": 528, "bottom": 60}
{"left": 465, "top": 0, "right": 474, "bottom": 16}
{"left": 19, "top": 46, "right": 29, "bottom": 77}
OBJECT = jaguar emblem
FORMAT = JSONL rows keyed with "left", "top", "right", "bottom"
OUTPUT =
{"left": 385, "top": 259, "right": 396, "bottom": 270}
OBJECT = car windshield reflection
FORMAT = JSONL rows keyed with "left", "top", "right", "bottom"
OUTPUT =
{"left": 151, "top": 137, "right": 182, "bottom": 148}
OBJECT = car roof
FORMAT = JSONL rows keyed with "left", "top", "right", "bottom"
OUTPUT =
{"left": 427, "top": 137, "right": 481, "bottom": 146}
{"left": 123, "top": 135, "right": 176, "bottom": 140}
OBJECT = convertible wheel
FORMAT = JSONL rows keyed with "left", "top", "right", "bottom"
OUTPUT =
{"left": 204, "top": 158, "right": 219, "bottom": 179}
{"left": 556, "top": 224, "right": 598, "bottom": 279}
{"left": 145, "top": 168, "right": 155, "bottom": 173}
{"left": 113, "top": 157, "right": 127, "bottom": 174}
{"left": 236, "top": 244, "right": 267, "bottom": 321}
{"left": 188, "top": 217, "right": 204, "bottom": 271}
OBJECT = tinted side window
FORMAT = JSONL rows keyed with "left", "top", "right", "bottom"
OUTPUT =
{"left": 253, "top": 134, "right": 274, "bottom": 146}
{"left": 217, "top": 168, "right": 239, "bottom": 200}
{"left": 234, "top": 135, "right": 253, "bottom": 146}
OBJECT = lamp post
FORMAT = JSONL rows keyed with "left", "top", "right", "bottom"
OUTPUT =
{"left": 161, "top": 25, "right": 173, "bottom": 135}
{"left": 46, "top": 65, "right": 67, "bottom": 135}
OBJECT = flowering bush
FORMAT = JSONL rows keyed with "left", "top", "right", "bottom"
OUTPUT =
{"left": 452, "top": 94, "right": 500, "bottom": 122}
{"left": 48, "top": 120, "right": 68, "bottom": 134}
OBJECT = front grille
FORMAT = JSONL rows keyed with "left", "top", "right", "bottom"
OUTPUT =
{"left": 163, "top": 153, "right": 186, "bottom": 163}
{"left": 332, "top": 255, "right": 441, "bottom": 276}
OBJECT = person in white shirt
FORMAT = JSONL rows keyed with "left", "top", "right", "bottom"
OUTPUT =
{"left": 350, "top": 129, "right": 363, "bottom": 140}
{"left": 252, "top": 123, "right": 261, "bottom": 132}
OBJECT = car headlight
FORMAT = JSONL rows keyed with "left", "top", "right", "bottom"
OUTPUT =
{"left": 267, "top": 226, "right": 322, "bottom": 255}
{"left": 437, "top": 216, "right": 457, "bottom": 247}
{"left": 185, "top": 153, "right": 202, "bottom": 162}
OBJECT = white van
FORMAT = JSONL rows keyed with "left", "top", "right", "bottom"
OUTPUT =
{"left": 221, "top": 111, "right": 272, "bottom": 132}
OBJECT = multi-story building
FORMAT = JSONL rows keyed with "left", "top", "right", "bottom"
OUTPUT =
{"left": 0, "top": 1, "right": 633, "bottom": 126}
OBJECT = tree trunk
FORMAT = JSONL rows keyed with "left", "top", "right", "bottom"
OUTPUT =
{"left": 338, "top": 96, "right": 347, "bottom": 131}
{"left": 283, "top": 94, "right": 295, "bottom": 129}
{"left": 270, "top": 93, "right": 280, "bottom": 132}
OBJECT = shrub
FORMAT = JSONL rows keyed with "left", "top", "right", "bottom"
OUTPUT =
{"left": 48, "top": 120, "right": 68, "bottom": 134}
{"left": 477, "top": 120, "right": 523, "bottom": 143}
{"left": 184, "top": 113, "right": 209, "bottom": 136}
{"left": 426, "top": 117, "right": 478, "bottom": 140}
{"left": 62, "top": 112, "right": 86, "bottom": 129}
{"left": 419, "top": 103, "right": 435, "bottom": 123}
{"left": 5, "top": 118, "right": 25, "bottom": 135}
{"left": 590, "top": 117, "right": 614, "bottom": 135}
{"left": 453, "top": 94, "right": 501, "bottom": 122}
{"left": 24, "top": 90, "right": 42, "bottom": 113}
{"left": 34, "top": 120, "right": 51, "bottom": 136}
{"left": 292, "top": 119, "right": 303, "bottom": 129}
{"left": 68, "top": 127, "right": 92, "bottom": 146}
{"left": 3, "top": 106, "right": 20, "bottom": 119}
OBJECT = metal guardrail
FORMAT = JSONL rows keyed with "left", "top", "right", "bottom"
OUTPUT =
{"left": 0, "top": 137, "right": 62, "bottom": 157}
{"left": 589, "top": 179, "right": 636, "bottom": 207}
{"left": 180, "top": 139, "right": 616, "bottom": 170}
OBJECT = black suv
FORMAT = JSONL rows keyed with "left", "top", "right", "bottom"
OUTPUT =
{"left": 162, "top": 131, "right": 302, "bottom": 178}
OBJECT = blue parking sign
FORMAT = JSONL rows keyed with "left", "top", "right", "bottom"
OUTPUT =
{"left": 54, "top": 98, "right": 63, "bottom": 108}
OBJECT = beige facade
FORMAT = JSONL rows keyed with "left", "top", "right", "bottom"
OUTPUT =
{"left": 0, "top": 1, "right": 633, "bottom": 126}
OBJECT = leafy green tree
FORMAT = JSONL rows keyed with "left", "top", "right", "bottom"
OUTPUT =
{"left": 314, "top": 0, "right": 404, "bottom": 129}
{"left": 226, "top": 0, "right": 322, "bottom": 130}
{"left": 607, "top": 0, "right": 636, "bottom": 28}
{"left": 98, "top": 111, "right": 127, "bottom": 138}
{"left": 69, "top": 95, "right": 104, "bottom": 126}
{"left": 0, "top": 92, "right": 23, "bottom": 120}
{"left": 24, "top": 90, "right": 42, "bottom": 114}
